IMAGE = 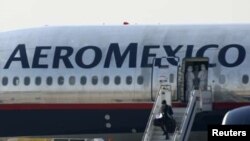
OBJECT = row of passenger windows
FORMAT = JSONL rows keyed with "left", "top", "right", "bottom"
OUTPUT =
{"left": 1, "top": 76, "right": 144, "bottom": 86}
{"left": 218, "top": 74, "right": 249, "bottom": 84}
{"left": 3, "top": 74, "right": 249, "bottom": 86}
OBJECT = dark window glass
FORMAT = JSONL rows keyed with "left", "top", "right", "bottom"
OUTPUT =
{"left": 92, "top": 76, "right": 98, "bottom": 85}
{"left": 69, "top": 76, "right": 75, "bottom": 85}
{"left": 103, "top": 76, "right": 109, "bottom": 85}
{"left": 242, "top": 75, "right": 249, "bottom": 84}
{"left": 13, "top": 77, "right": 19, "bottom": 86}
{"left": 80, "top": 76, "right": 87, "bottom": 85}
{"left": 58, "top": 76, "right": 64, "bottom": 85}
{"left": 137, "top": 76, "right": 144, "bottom": 85}
{"left": 2, "top": 77, "right": 8, "bottom": 86}
{"left": 126, "top": 76, "right": 132, "bottom": 85}
{"left": 24, "top": 77, "right": 30, "bottom": 86}
{"left": 114, "top": 76, "right": 121, "bottom": 85}
{"left": 35, "top": 77, "right": 41, "bottom": 86}
{"left": 46, "top": 76, "right": 53, "bottom": 85}
{"left": 170, "top": 74, "right": 174, "bottom": 83}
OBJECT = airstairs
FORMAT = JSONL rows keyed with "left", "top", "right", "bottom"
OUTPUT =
{"left": 142, "top": 86, "right": 212, "bottom": 141}
{"left": 142, "top": 85, "right": 173, "bottom": 141}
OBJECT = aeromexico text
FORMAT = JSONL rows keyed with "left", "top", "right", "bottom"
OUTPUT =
{"left": 3, "top": 43, "right": 246, "bottom": 69}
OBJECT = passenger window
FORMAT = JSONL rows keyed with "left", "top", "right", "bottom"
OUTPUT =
{"left": 114, "top": 76, "right": 121, "bottom": 85}
{"left": 2, "top": 77, "right": 8, "bottom": 86}
{"left": 24, "top": 77, "right": 30, "bottom": 86}
{"left": 137, "top": 76, "right": 144, "bottom": 85}
{"left": 46, "top": 76, "right": 53, "bottom": 85}
{"left": 103, "top": 76, "right": 109, "bottom": 85}
{"left": 13, "top": 77, "right": 19, "bottom": 86}
{"left": 35, "top": 77, "right": 42, "bottom": 86}
{"left": 219, "top": 75, "right": 225, "bottom": 84}
{"left": 126, "top": 76, "right": 132, "bottom": 85}
{"left": 92, "top": 76, "right": 98, "bottom": 85}
{"left": 69, "top": 76, "right": 75, "bottom": 85}
{"left": 169, "top": 74, "right": 174, "bottom": 83}
{"left": 242, "top": 74, "right": 249, "bottom": 84}
{"left": 80, "top": 76, "right": 87, "bottom": 85}
{"left": 58, "top": 76, "right": 64, "bottom": 85}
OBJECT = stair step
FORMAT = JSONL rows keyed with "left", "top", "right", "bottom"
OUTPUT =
{"left": 151, "top": 135, "right": 173, "bottom": 141}
{"left": 151, "top": 135, "right": 167, "bottom": 140}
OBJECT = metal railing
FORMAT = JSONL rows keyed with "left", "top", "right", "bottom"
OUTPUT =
{"left": 142, "top": 85, "right": 171, "bottom": 141}
{"left": 172, "top": 90, "right": 199, "bottom": 141}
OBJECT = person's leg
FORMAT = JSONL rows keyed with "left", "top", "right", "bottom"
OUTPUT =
{"left": 165, "top": 120, "right": 170, "bottom": 139}
{"left": 165, "top": 132, "right": 169, "bottom": 139}
{"left": 160, "top": 124, "right": 167, "bottom": 134}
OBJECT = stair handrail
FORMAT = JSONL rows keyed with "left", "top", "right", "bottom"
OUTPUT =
{"left": 172, "top": 90, "right": 199, "bottom": 141}
{"left": 141, "top": 85, "right": 168, "bottom": 141}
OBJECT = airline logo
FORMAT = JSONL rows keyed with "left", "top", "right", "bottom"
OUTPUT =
{"left": 3, "top": 43, "right": 246, "bottom": 69}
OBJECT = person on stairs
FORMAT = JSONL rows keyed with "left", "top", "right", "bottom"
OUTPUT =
{"left": 160, "top": 100, "right": 173, "bottom": 140}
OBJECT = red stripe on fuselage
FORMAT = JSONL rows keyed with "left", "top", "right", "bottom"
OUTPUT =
{"left": 0, "top": 102, "right": 249, "bottom": 110}
{"left": 0, "top": 103, "right": 153, "bottom": 110}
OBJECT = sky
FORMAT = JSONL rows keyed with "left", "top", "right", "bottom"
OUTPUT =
{"left": 1, "top": 0, "right": 250, "bottom": 31}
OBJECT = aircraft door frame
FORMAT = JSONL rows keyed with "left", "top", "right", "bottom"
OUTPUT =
{"left": 150, "top": 57, "right": 179, "bottom": 101}
{"left": 178, "top": 57, "right": 209, "bottom": 102}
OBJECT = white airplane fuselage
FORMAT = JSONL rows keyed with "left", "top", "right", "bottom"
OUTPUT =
{"left": 0, "top": 25, "right": 250, "bottom": 137}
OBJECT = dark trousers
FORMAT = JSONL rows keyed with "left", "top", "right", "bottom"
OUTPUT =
{"left": 160, "top": 119, "right": 169, "bottom": 139}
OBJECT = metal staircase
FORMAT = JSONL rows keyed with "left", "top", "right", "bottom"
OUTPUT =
{"left": 142, "top": 89, "right": 212, "bottom": 141}
{"left": 172, "top": 90, "right": 200, "bottom": 141}
{"left": 141, "top": 85, "right": 173, "bottom": 141}
{"left": 150, "top": 126, "right": 173, "bottom": 141}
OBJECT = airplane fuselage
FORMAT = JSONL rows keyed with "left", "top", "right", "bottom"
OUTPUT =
{"left": 0, "top": 25, "right": 250, "bottom": 137}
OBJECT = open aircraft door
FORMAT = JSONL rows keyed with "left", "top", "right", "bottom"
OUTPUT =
{"left": 177, "top": 57, "right": 210, "bottom": 103}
